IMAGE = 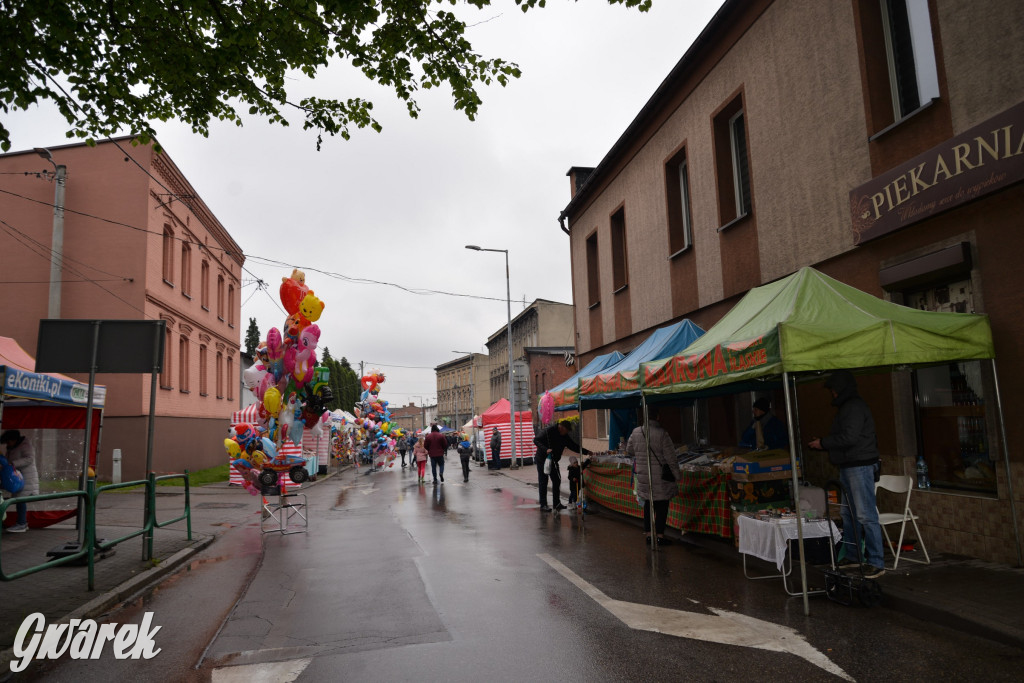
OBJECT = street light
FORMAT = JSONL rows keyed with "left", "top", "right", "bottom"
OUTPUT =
{"left": 35, "top": 147, "right": 66, "bottom": 319}
{"left": 465, "top": 245, "right": 519, "bottom": 468}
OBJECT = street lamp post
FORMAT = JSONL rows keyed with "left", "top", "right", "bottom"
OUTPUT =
{"left": 465, "top": 245, "right": 519, "bottom": 468}
{"left": 35, "top": 148, "right": 66, "bottom": 319}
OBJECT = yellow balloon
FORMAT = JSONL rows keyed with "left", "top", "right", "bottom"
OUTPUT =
{"left": 264, "top": 387, "right": 282, "bottom": 416}
{"left": 224, "top": 439, "right": 241, "bottom": 458}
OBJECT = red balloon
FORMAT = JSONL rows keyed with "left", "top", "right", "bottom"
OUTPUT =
{"left": 280, "top": 278, "right": 309, "bottom": 315}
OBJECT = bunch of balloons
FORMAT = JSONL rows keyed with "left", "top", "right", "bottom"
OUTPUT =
{"left": 227, "top": 269, "right": 333, "bottom": 492}
{"left": 353, "top": 371, "right": 403, "bottom": 467}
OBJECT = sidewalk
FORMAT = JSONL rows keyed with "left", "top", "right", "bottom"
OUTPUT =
{"left": 0, "top": 468, "right": 346, "bottom": 655}
{"left": 495, "top": 464, "right": 1024, "bottom": 650}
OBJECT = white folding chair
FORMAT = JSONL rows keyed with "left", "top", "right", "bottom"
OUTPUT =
{"left": 875, "top": 475, "right": 931, "bottom": 569}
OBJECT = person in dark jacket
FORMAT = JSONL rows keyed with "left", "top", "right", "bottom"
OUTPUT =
{"left": 739, "top": 397, "right": 788, "bottom": 450}
{"left": 398, "top": 435, "right": 408, "bottom": 468}
{"left": 809, "top": 370, "right": 885, "bottom": 578}
{"left": 489, "top": 428, "right": 501, "bottom": 470}
{"left": 533, "top": 420, "right": 590, "bottom": 511}
{"left": 458, "top": 436, "right": 472, "bottom": 482}
{"left": 1, "top": 430, "right": 39, "bottom": 533}
{"left": 423, "top": 425, "right": 448, "bottom": 484}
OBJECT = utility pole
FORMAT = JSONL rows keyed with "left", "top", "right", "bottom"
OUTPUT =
{"left": 35, "top": 148, "right": 66, "bottom": 319}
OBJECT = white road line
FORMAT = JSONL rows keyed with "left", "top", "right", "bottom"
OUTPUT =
{"left": 538, "top": 553, "right": 852, "bottom": 682}
{"left": 211, "top": 657, "right": 312, "bottom": 683}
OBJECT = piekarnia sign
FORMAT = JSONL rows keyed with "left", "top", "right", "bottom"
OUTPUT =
{"left": 10, "top": 612, "right": 161, "bottom": 673}
{"left": 849, "top": 99, "right": 1024, "bottom": 244}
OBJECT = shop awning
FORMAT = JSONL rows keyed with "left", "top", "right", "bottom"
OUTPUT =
{"left": 548, "top": 350, "right": 625, "bottom": 411}
{"left": 578, "top": 319, "right": 705, "bottom": 408}
{"left": 641, "top": 267, "right": 994, "bottom": 396}
{"left": 0, "top": 336, "right": 107, "bottom": 408}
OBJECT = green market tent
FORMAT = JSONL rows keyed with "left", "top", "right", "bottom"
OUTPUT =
{"left": 641, "top": 267, "right": 994, "bottom": 396}
{"left": 579, "top": 319, "right": 705, "bottom": 409}
{"left": 548, "top": 350, "right": 625, "bottom": 412}
{"left": 629, "top": 268, "right": 1014, "bottom": 613}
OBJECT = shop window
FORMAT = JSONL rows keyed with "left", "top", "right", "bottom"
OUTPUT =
{"left": 914, "top": 361, "right": 995, "bottom": 495}
{"left": 610, "top": 207, "right": 628, "bottom": 291}
{"left": 162, "top": 226, "right": 174, "bottom": 284}
{"left": 596, "top": 409, "right": 609, "bottom": 440}
{"left": 586, "top": 231, "right": 600, "bottom": 307}
{"left": 713, "top": 93, "right": 752, "bottom": 227}
{"left": 881, "top": 0, "right": 940, "bottom": 121}
{"left": 665, "top": 148, "right": 694, "bottom": 255}
{"left": 180, "top": 243, "right": 191, "bottom": 297}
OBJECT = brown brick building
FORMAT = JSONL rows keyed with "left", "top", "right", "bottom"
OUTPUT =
{"left": 560, "top": 0, "right": 1024, "bottom": 564}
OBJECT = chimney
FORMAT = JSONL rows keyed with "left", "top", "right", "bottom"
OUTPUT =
{"left": 566, "top": 167, "right": 595, "bottom": 198}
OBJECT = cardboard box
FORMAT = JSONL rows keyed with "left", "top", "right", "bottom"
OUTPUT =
{"left": 732, "top": 450, "right": 797, "bottom": 482}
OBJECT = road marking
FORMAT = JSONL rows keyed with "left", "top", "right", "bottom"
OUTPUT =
{"left": 211, "top": 657, "right": 311, "bottom": 682}
{"left": 538, "top": 554, "right": 852, "bottom": 681}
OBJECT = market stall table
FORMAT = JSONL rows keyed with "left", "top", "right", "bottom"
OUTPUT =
{"left": 738, "top": 514, "right": 840, "bottom": 595}
{"left": 583, "top": 462, "right": 733, "bottom": 539}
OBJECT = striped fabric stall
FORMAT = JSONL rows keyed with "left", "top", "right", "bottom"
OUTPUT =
{"left": 490, "top": 420, "right": 535, "bottom": 464}
{"left": 228, "top": 404, "right": 303, "bottom": 489}
{"left": 583, "top": 462, "right": 733, "bottom": 539}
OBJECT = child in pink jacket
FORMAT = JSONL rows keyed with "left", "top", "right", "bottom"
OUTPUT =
{"left": 413, "top": 439, "right": 428, "bottom": 484}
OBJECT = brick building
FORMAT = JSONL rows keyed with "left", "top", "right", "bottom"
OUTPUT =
{"left": 390, "top": 402, "right": 427, "bottom": 435}
{"left": 560, "top": 0, "right": 1024, "bottom": 564}
{"left": 435, "top": 353, "right": 489, "bottom": 429}
{"left": 0, "top": 138, "right": 242, "bottom": 479}
{"left": 524, "top": 346, "right": 576, "bottom": 427}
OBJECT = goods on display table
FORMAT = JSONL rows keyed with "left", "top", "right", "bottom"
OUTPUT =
{"left": 584, "top": 446, "right": 797, "bottom": 540}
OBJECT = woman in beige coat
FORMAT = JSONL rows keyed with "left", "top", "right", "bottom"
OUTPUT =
{"left": 626, "top": 408, "right": 680, "bottom": 546}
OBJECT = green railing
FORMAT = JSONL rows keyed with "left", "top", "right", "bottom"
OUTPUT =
{"left": 0, "top": 470, "right": 191, "bottom": 590}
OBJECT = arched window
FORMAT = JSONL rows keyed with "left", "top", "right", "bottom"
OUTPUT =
{"left": 199, "top": 345, "right": 208, "bottom": 396}
{"left": 216, "top": 351, "right": 224, "bottom": 398}
{"left": 179, "top": 335, "right": 189, "bottom": 392}
{"left": 217, "top": 275, "right": 225, "bottom": 320}
{"left": 201, "top": 261, "right": 210, "bottom": 309}
{"left": 228, "top": 284, "right": 235, "bottom": 326}
{"left": 162, "top": 226, "right": 174, "bottom": 283}
{"left": 227, "top": 355, "right": 234, "bottom": 401}
{"left": 161, "top": 326, "right": 173, "bottom": 388}
{"left": 180, "top": 243, "right": 191, "bottom": 296}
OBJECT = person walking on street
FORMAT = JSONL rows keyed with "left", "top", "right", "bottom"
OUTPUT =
{"left": 533, "top": 420, "right": 589, "bottom": 511}
{"left": 424, "top": 424, "right": 447, "bottom": 484}
{"left": 808, "top": 370, "right": 886, "bottom": 579}
{"left": 489, "top": 428, "right": 502, "bottom": 470}
{"left": 399, "top": 435, "right": 408, "bottom": 468}
{"left": 1, "top": 430, "right": 39, "bottom": 533}
{"left": 413, "top": 438, "right": 429, "bottom": 484}
{"left": 627, "top": 407, "right": 680, "bottom": 546}
{"left": 458, "top": 436, "right": 472, "bottom": 482}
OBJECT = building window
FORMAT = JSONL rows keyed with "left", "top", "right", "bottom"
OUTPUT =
{"left": 216, "top": 351, "right": 224, "bottom": 399}
{"left": 201, "top": 261, "right": 210, "bottom": 309}
{"left": 227, "top": 355, "right": 234, "bottom": 401}
{"left": 881, "top": 0, "right": 940, "bottom": 120}
{"left": 610, "top": 207, "right": 628, "bottom": 291}
{"left": 228, "top": 284, "right": 235, "bottom": 326}
{"left": 217, "top": 275, "right": 225, "bottom": 321}
{"left": 162, "top": 226, "right": 174, "bottom": 284}
{"left": 180, "top": 243, "right": 191, "bottom": 297}
{"left": 161, "top": 326, "right": 172, "bottom": 389}
{"left": 541, "top": 371, "right": 546, "bottom": 393}
{"left": 596, "top": 409, "right": 609, "bottom": 441}
{"left": 178, "top": 335, "right": 189, "bottom": 393}
{"left": 199, "top": 345, "right": 208, "bottom": 396}
{"left": 586, "top": 231, "right": 600, "bottom": 307}
{"left": 713, "top": 94, "right": 752, "bottom": 226}
{"left": 665, "top": 147, "right": 693, "bottom": 255}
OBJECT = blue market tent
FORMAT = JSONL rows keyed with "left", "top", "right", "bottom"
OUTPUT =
{"left": 547, "top": 350, "right": 626, "bottom": 412}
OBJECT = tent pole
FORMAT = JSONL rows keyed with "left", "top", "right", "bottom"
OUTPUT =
{"left": 991, "top": 359, "right": 1023, "bottom": 567}
{"left": 783, "top": 371, "right": 810, "bottom": 615}
{"left": 642, "top": 395, "right": 656, "bottom": 552}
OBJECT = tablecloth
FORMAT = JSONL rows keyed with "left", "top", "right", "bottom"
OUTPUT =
{"left": 583, "top": 463, "right": 733, "bottom": 539}
{"left": 737, "top": 515, "right": 840, "bottom": 571}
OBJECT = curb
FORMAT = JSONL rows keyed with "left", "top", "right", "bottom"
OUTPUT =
{"left": 0, "top": 533, "right": 215, "bottom": 678}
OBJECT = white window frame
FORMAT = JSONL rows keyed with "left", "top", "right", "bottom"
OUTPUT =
{"left": 677, "top": 157, "right": 693, "bottom": 251}
{"left": 729, "top": 109, "right": 749, "bottom": 217}
{"left": 881, "top": 0, "right": 940, "bottom": 119}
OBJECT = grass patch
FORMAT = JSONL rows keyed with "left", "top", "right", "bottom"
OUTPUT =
{"left": 155, "top": 463, "right": 229, "bottom": 487}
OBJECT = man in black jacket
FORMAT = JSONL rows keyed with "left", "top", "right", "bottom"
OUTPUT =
{"left": 809, "top": 370, "right": 885, "bottom": 578}
{"left": 534, "top": 420, "right": 590, "bottom": 511}
{"left": 489, "top": 428, "right": 501, "bottom": 470}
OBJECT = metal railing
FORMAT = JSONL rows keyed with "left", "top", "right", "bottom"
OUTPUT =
{"left": 0, "top": 471, "right": 191, "bottom": 590}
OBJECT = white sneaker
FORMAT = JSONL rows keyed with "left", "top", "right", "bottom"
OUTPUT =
{"left": 7, "top": 523, "right": 28, "bottom": 533}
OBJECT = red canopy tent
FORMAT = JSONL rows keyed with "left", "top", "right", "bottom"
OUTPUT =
{"left": 480, "top": 398, "right": 535, "bottom": 465}
{"left": 0, "top": 337, "right": 105, "bottom": 528}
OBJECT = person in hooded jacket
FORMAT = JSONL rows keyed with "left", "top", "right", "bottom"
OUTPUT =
{"left": 489, "top": 428, "right": 502, "bottom": 470}
{"left": 627, "top": 407, "right": 680, "bottom": 545}
{"left": 1, "top": 430, "right": 39, "bottom": 533}
{"left": 808, "top": 370, "right": 885, "bottom": 578}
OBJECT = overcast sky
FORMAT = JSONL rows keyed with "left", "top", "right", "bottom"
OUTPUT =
{"left": 4, "top": 0, "right": 725, "bottom": 408}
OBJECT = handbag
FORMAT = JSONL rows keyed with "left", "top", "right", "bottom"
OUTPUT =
{"left": 661, "top": 462, "right": 676, "bottom": 483}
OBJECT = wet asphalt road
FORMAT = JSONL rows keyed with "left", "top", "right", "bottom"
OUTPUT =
{"left": 28, "top": 463, "right": 1024, "bottom": 682}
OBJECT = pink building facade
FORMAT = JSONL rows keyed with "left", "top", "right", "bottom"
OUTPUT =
{"left": 0, "top": 138, "right": 243, "bottom": 479}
